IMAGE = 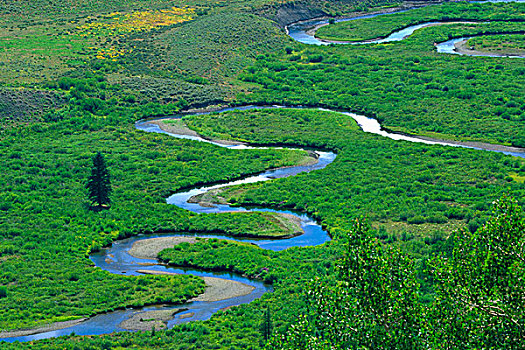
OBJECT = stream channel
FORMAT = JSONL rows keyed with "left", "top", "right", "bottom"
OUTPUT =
{"left": 287, "top": 1, "right": 524, "bottom": 58}
{"left": 4, "top": 103, "right": 523, "bottom": 343}
{"left": 3, "top": 1, "right": 525, "bottom": 343}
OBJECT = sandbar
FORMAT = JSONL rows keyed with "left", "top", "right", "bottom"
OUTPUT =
{"left": 138, "top": 270, "right": 255, "bottom": 302}
{"left": 129, "top": 236, "right": 197, "bottom": 260}
{"left": 0, "top": 318, "right": 87, "bottom": 338}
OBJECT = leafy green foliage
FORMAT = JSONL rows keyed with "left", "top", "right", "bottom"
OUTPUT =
{"left": 269, "top": 197, "right": 524, "bottom": 349}
{"left": 269, "top": 219, "right": 423, "bottom": 349}
{"left": 6, "top": 196, "right": 520, "bottom": 348}
{"left": 430, "top": 196, "right": 525, "bottom": 349}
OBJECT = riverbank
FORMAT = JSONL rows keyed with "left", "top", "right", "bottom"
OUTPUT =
{"left": 185, "top": 189, "right": 304, "bottom": 237}
{"left": 454, "top": 38, "right": 525, "bottom": 57}
{"left": 151, "top": 106, "right": 525, "bottom": 159}
{"left": 119, "top": 309, "right": 186, "bottom": 331}
{"left": 0, "top": 318, "right": 86, "bottom": 339}
{"left": 290, "top": 0, "right": 439, "bottom": 33}
{"left": 137, "top": 270, "right": 256, "bottom": 302}
{"left": 311, "top": 21, "right": 477, "bottom": 44}
{"left": 413, "top": 134, "right": 525, "bottom": 155}
{"left": 146, "top": 119, "right": 246, "bottom": 146}
{"left": 118, "top": 269, "right": 257, "bottom": 331}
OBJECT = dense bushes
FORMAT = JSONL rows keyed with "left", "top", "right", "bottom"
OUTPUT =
{"left": 0, "top": 110, "right": 308, "bottom": 330}
{"left": 268, "top": 197, "right": 525, "bottom": 349}
{"left": 0, "top": 0, "right": 523, "bottom": 348}
{"left": 0, "top": 88, "right": 65, "bottom": 125}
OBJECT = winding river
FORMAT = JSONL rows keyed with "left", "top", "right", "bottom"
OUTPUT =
{"left": 3, "top": 103, "right": 524, "bottom": 342}
{"left": 1, "top": 107, "right": 336, "bottom": 343}
{"left": 287, "top": 6, "right": 524, "bottom": 58}
{"left": 3, "top": 1, "right": 525, "bottom": 343}
{"left": 287, "top": 14, "right": 441, "bottom": 46}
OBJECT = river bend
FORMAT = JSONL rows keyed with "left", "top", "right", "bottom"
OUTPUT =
{"left": 3, "top": 105, "right": 524, "bottom": 344}
{"left": 287, "top": 6, "right": 524, "bottom": 58}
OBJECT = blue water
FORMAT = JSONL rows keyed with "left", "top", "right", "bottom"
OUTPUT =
{"left": 288, "top": 0, "right": 524, "bottom": 54}
{"left": 287, "top": 15, "right": 444, "bottom": 46}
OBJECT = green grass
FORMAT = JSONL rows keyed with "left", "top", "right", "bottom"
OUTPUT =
{"left": 466, "top": 33, "right": 525, "bottom": 55}
{"left": 510, "top": 172, "right": 525, "bottom": 183}
{"left": 0, "top": 111, "right": 309, "bottom": 330}
{"left": 185, "top": 108, "right": 525, "bottom": 241}
{"left": 0, "top": 25, "right": 94, "bottom": 83}
{"left": 237, "top": 20, "right": 525, "bottom": 146}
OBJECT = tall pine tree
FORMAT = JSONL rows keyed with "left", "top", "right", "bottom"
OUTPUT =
{"left": 260, "top": 304, "right": 272, "bottom": 344}
{"left": 86, "top": 152, "right": 112, "bottom": 208}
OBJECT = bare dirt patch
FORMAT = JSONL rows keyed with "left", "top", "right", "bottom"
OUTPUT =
{"left": 119, "top": 309, "right": 185, "bottom": 331}
{"left": 129, "top": 236, "right": 197, "bottom": 260}
{"left": 0, "top": 318, "right": 86, "bottom": 338}
{"left": 138, "top": 270, "right": 255, "bottom": 302}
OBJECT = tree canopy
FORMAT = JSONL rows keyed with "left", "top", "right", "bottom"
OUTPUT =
{"left": 268, "top": 196, "right": 525, "bottom": 349}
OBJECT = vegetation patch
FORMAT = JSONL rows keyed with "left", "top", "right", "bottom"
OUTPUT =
{"left": 0, "top": 0, "right": 523, "bottom": 348}
{"left": 465, "top": 33, "right": 525, "bottom": 56}
{"left": 237, "top": 9, "right": 525, "bottom": 145}
{"left": 77, "top": 7, "right": 195, "bottom": 36}
{"left": 0, "top": 108, "right": 307, "bottom": 331}
{"left": 116, "top": 76, "right": 231, "bottom": 108}
{"left": 185, "top": 108, "right": 525, "bottom": 237}
{"left": 0, "top": 88, "right": 65, "bottom": 125}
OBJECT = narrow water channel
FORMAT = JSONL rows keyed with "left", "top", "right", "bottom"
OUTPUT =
{"left": 4, "top": 99, "right": 524, "bottom": 343}
{"left": 436, "top": 36, "right": 525, "bottom": 57}
{"left": 287, "top": 4, "right": 524, "bottom": 59}
{"left": 1, "top": 109, "right": 336, "bottom": 343}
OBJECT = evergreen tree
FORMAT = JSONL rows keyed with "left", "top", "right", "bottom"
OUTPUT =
{"left": 261, "top": 304, "right": 272, "bottom": 344}
{"left": 86, "top": 152, "right": 112, "bottom": 208}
